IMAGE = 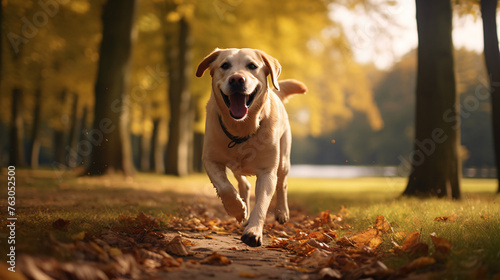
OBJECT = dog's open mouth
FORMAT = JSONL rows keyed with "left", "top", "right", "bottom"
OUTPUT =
{"left": 221, "top": 86, "right": 258, "bottom": 119}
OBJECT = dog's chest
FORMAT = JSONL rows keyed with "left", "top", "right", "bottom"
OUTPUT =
{"left": 209, "top": 127, "right": 279, "bottom": 175}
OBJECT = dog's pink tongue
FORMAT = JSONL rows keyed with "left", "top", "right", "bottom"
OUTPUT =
{"left": 229, "top": 94, "right": 248, "bottom": 118}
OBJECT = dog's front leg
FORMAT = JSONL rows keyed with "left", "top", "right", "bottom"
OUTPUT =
{"left": 241, "top": 171, "right": 277, "bottom": 247}
{"left": 204, "top": 160, "right": 247, "bottom": 222}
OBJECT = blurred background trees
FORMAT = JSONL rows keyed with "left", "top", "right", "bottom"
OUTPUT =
{"left": 0, "top": 0, "right": 497, "bottom": 189}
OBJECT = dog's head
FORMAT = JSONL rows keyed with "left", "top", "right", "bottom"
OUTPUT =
{"left": 196, "top": 48, "right": 281, "bottom": 120}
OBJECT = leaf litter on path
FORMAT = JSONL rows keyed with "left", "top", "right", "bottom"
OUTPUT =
{"left": 18, "top": 203, "right": 480, "bottom": 280}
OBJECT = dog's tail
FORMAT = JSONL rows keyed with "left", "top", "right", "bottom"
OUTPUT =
{"left": 275, "top": 79, "right": 307, "bottom": 103}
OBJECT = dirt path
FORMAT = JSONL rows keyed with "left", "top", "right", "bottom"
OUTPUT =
{"left": 163, "top": 232, "right": 307, "bottom": 280}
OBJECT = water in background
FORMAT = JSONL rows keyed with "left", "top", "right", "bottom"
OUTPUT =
{"left": 289, "top": 165, "right": 497, "bottom": 179}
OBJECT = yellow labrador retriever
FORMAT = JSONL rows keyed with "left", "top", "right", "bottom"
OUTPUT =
{"left": 196, "top": 48, "right": 306, "bottom": 247}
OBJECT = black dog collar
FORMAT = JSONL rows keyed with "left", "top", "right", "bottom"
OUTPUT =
{"left": 218, "top": 115, "right": 252, "bottom": 148}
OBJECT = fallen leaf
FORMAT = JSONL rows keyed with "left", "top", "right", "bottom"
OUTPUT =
{"left": 18, "top": 256, "right": 52, "bottom": 280}
{"left": 309, "top": 230, "right": 337, "bottom": 243}
{"left": 108, "top": 247, "right": 122, "bottom": 257}
{"left": 71, "top": 231, "right": 87, "bottom": 241}
{"left": 307, "top": 238, "right": 331, "bottom": 251}
{"left": 401, "top": 256, "right": 436, "bottom": 273}
{"left": 338, "top": 228, "right": 383, "bottom": 249}
{"left": 318, "top": 267, "right": 342, "bottom": 279}
{"left": 200, "top": 252, "right": 232, "bottom": 266}
{"left": 430, "top": 232, "right": 452, "bottom": 261}
{"left": 239, "top": 271, "right": 262, "bottom": 278}
{"left": 157, "top": 250, "right": 182, "bottom": 267}
{"left": 434, "top": 214, "right": 456, "bottom": 222}
{"left": 374, "top": 215, "right": 392, "bottom": 233}
{"left": 230, "top": 247, "right": 249, "bottom": 251}
{"left": 166, "top": 236, "right": 191, "bottom": 256}
{"left": 137, "top": 248, "right": 164, "bottom": 268}
{"left": 395, "top": 231, "right": 428, "bottom": 257}
{"left": 52, "top": 218, "right": 70, "bottom": 230}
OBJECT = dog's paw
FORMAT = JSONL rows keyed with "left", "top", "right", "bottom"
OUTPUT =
{"left": 275, "top": 208, "right": 289, "bottom": 224}
{"left": 221, "top": 194, "right": 247, "bottom": 223}
{"left": 241, "top": 228, "right": 262, "bottom": 247}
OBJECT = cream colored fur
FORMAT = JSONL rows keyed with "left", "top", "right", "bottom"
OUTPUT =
{"left": 196, "top": 48, "right": 306, "bottom": 247}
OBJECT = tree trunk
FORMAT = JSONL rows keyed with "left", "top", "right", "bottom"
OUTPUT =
{"left": 193, "top": 132, "right": 204, "bottom": 173}
{"left": 165, "top": 17, "right": 193, "bottom": 176}
{"left": 79, "top": 105, "right": 90, "bottom": 169}
{"left": 67, "top": 93, "right": 80, "bottom": 168}
{"left": 480, "top": 0, "right": 500, "bottom": 193}
{"left": 53, "top": 89, "right": 69, "bottom": 165}
{"left": 403, "top": 0, "right": 460, "bottom": 199}
{"left": 30, "top": 87, "right": 43, "bottom": 168}
{"left": 151, "top": 118, "right": 165, "bottom": 174}
{"left": 140, "top": 102, "right": 151, "bottom": 171}
{"left": 9, "top": 88, "right": 25, "bottom": 167}
{"left": 86, "top": 0, "right": 137, "bottom": 176}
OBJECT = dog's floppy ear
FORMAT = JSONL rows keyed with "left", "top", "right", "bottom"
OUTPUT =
{"left": 196, "top": 48, "right": 222, "bottom": 77}
{"left": 258, "top": 50, "right": 281, "bottom": 91}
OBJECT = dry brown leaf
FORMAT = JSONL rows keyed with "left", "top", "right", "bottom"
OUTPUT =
{"left": 157, "top": 250, "right": 182, "bottom": 267}
{"left": 18, "top": 256, "right": 54, "bottom": 280}
{"left": 59, "top": 262, "right": 108, "bottom": 280}
{"left": 401, "top": 256, "right": 436, "bottom": 273}
{"left": 306, "top": 238, "right": 331, "bottom": 251}
{"left": 71, "top": 231, "right": 86, "bottom": 241}
{"left": 108, "top": 248, "right": 122, "bottom": 257}
{"left": 239, "top": 271, "right": 262, "bottom": 278}
{"left": 338, "top": 228, "right": 383, "bottom": 249}
{"left": 395, "top": 231, "right": 429, "bottom": 257}
{"left": 374, "top": 215, "right": 392, "bottom": 233}
{"left": 430, "top": 233, "right": 452, "bottom": 261}
{"left": 136, "top": 248, "right": 164, "bottom": 268}
{"left": 230, "top": 247, "right": 250, "bottom": 251}
{"left": 52, "top": 218, "right": 70, "bottom": 230}
{"left": 200, "top": 252, "right": 232, "bottom": 266}
{"left": 309, "top": 230, "right": 337, "bottom": 243}
{"left": 104, "top": 254, "right": 140, "bottom": 277}
{"left": 318, "top": 267, "right": 342, "bottom": 279}
{"left": 434, "top": 214, "right": 456, "bottom": 222}
{"left": 166, "top": 236, "right": 191, "bottom": 256}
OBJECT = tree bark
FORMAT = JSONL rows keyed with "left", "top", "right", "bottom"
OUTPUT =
{"left": 480, "top": 0, "right": 500, "bottom": 193}
{"left": 151, "top": 118, "right": 165, "bottom": 174}
{"left": 165, "top": 16, "right": 193, "bottom": 176}
{"left": 79, "top": 105, "right": 90, "bottom": 169}
{"left": 9, "top": 88, "right": 25, "bottom": 167}
{"left": 53, "top": 89, "right": 69, "bottom": 165}
{"left": 30, "top": 87, "right": 43, "bottom": 168}
{"left": 140, "top": 102, "right": 151, "bottom": 171}
{"left": 67, "top": 93, "right": 80, "bottom": 168}
{"left": 86, "top": 0, "right": 137, "bottom": 176}
{"left": 403, "top": 0, "right": 460, "bottom": 199}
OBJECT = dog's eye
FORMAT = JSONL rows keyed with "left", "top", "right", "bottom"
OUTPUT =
{"left": 247, "top": 63, "right": 258, "bottom": 70}
{"left": 221, "top": 62, "right": 231, "bottom": 70}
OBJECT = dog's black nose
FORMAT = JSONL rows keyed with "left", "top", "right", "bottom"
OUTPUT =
{"left": 229, "top": 74, "right": 245, "bottom": 86}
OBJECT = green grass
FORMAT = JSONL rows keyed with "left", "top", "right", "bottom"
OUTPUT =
{"left": 1, "top": 169, "right": 499, "bottom": 277}
{"left": 288, "top": 177, "right": 500, "bottom": 278}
